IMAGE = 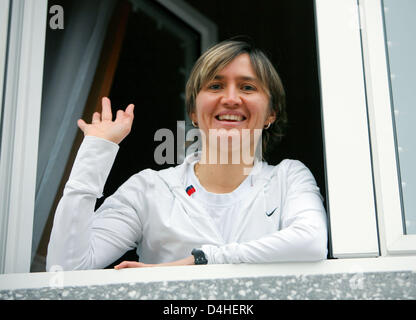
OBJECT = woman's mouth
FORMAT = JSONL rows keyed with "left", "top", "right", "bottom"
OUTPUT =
{"left": 215, "top": 114, "right": 246, "bottom": 122}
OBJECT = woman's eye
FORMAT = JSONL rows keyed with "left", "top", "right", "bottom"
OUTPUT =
{"left": 242, "top": 84, "right": 256, "bottom": 91}
{"left": 208, "top": 83, "right": 222, "bottom": 90}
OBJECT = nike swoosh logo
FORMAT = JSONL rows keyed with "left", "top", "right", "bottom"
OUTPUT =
{"left": 266, "top": 207, "right": 277, "bottom": 217}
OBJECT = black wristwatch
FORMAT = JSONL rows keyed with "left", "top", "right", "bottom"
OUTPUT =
{"left": 191, "top": 248, "right": 208, "bottom": 265}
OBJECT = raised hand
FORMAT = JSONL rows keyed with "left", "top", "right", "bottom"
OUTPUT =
{"left": 77, "top": 97, "right": 134, "bottom": 145}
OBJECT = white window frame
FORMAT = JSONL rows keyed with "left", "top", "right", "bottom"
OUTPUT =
{"left": 1, "top": 0, "right": 416, "bottom": 279}
{"left": 0, "top": 0, "right": 10, "bottom": 126}
{"left": 0, "top": 0, "right": 10, "bottom": 276}
{"left": 314, "top": 0, "right": 379, "bottom": 258}
{"left": 0, "top": 0, "right": 47, "bottom": 274}
{"left": 359, "top": 0, "right": 416, "bottom": 255}
{"left": 2, "top": 255, "right": 416, "bottom": 291}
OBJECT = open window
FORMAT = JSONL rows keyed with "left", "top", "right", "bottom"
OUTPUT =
{"left": 359, "top": 0, "right": 416, "bottom": 255}
{"left": 1, "top": 0, "right": 415, "bottom": 276}
{"left": 29, "top": 0, "right": 328, "bottom": 272}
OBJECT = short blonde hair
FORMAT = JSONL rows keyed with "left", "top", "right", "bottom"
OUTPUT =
{"left": 185, "top": 38, "right": 287, "bottom": 158}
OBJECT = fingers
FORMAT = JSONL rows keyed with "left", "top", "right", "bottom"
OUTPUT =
{"left": 116, "top": 109, "right": 124, "bottom": 121}
{"left": 101, "top": 97, "right": 113, "bottom": 121}
{"left": 101, "top": 97, "right": 134, "bottom": 123}
{"left": 115, "top": 104, "right": 134, "bottom": 124}
{"left": 77, "top": 119, "right": 87, "bottom": 132}
{"left": 113, "top": 261, "right": 157, "bottom": 269}
{"left": 125, "top": 104, "right": 134, "bottom": 117}
{"left": 92, "top": 112, "right": 101, "bottom": 124}
{"left": 114, "top": 261, "right": 129, "bottom": 269}
{"left": 114, "top": 261, "right": 143, "bottom": 269}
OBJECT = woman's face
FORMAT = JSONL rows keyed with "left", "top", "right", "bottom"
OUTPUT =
{"left": 192, "top": 53, "right": 275, "bottom": 142}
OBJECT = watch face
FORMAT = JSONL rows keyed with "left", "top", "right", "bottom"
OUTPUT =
{"left": 192, "top": 249, "right": 208, "bottom": 265}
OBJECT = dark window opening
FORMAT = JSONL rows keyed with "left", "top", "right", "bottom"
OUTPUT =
{"left": 104, "top": 0, "right": 328, "bottom": 267}
{"left": 32, "top": 0, "right": 329, "bottom": 272}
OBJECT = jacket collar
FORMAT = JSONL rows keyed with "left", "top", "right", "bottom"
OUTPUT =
{"left": 157, "top": 151, "right": 273, "bottom": 191}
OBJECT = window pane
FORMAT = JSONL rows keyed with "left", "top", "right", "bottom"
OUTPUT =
{"left": 383, "top": 0, "right": 416, "bottom": 234}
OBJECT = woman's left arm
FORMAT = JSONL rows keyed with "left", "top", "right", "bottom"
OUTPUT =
{"left": 200, "top": 160, "right": 328, "bottom": 264}
{"left": 200, "top": 211, "right": 327, "bottom": 264}
{"left": 115, "top": 160, "right": 328, "bottom": 268}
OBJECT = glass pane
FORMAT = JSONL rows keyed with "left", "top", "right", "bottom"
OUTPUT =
{"left": 383, "top": 0, "right": 416, "bottom": 234}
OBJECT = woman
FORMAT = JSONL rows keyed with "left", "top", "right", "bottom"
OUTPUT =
{"left": 46, "top": 39, "right": 328, "bottom": 271}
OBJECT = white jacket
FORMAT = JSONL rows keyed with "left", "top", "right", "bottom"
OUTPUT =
{"left": 46, "top": 136, "right": 328, "bottom": 271}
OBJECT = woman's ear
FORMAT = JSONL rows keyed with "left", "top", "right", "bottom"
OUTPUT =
{"left": 190, "top": 111, "right": 199, "bottom": 127}
{"left": 265, "top": 109, "right": 277, "bottom": 127}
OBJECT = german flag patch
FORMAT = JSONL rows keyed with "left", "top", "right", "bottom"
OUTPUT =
{"left": 186, "top": 185, "right": 196, "bottom": 196}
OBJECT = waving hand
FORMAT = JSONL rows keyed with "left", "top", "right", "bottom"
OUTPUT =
{"left": 77, "top": 97, "right": 134, "bottom": 144}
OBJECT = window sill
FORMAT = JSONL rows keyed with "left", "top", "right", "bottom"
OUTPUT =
{"left": 1, "top": 256, "right": 416, "bottom": 299}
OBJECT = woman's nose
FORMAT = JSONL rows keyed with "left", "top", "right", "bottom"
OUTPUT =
{"left": 220, "top": 86, "right": 242, "bottom": 106}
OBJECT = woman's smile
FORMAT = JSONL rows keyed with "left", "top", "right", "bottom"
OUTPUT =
{"left": 214, "top": 110, "right": 247, "bottom": 127}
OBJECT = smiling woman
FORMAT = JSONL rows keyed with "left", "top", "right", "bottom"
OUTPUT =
{"left": 46, "top": 38, "right": 328, "bottom": 271}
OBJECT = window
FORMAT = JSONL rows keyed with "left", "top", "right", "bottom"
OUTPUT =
{"left": 1, "top": 0, "right": 416, "bottom": 277}
{"left": 31, "top": 0, "right": 215, "bottom": 272}
{"left": 359, "top": 0, "right": 416, "bottom": 255}
{"left": 315, "top": 0, "right": 379, "bottom": 258}
{"left": 382, "top": 0, "right": 416, "bottom": 235}
{"left": 32, "top": 0, "right": 328, "bottom": 272}
{"left": 0, "top": 0, "right": 47, "bottom": 273}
